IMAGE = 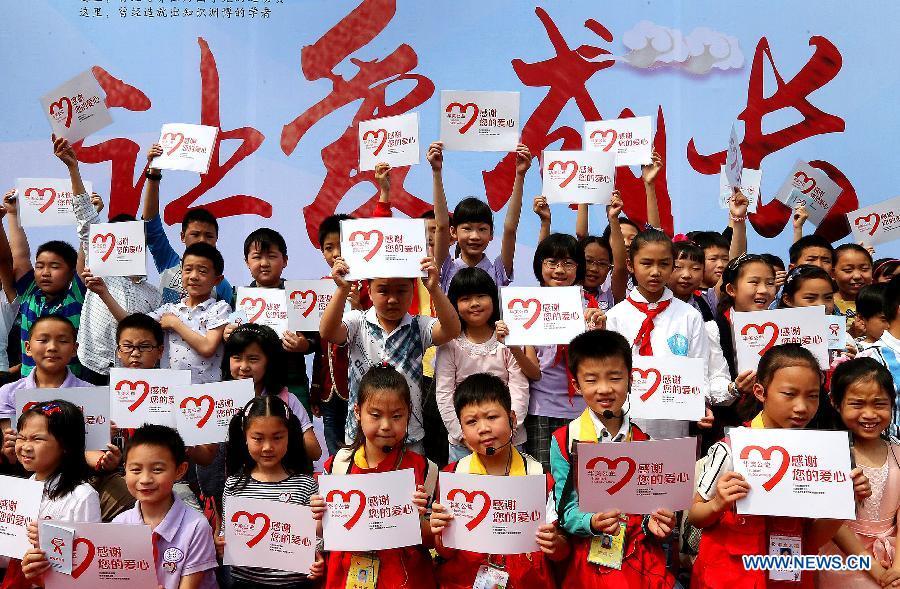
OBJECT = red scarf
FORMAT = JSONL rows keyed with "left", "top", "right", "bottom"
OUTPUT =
{"left": 627, "top": 296, "right": 671, "bottom": 355}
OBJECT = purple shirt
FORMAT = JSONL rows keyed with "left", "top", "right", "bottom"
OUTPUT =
{"left": 0, "top": 370, "right": 92, "bottom": 420}
{"left": 528, "top": 345, "right": 586, "bottom": 419}
{"left": 439, "top": 248, "right": 512, "bottom": 293}
{"left": 113, "top": 495, "right": 218, "bottom": 589}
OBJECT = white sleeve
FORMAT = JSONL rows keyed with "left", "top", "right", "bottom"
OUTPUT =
{"left": 72, "top": 485, "right": 102, "bottom": 523}
{"left": 705, "top": 321, "right": 737, "bottom": 406}
{"left": 696, "top": 441, "right": 733, "bottom": 501}
{"left": 342, "top": 310, "right": 364, "bottom": 342}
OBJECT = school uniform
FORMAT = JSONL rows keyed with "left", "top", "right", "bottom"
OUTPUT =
{"left": 859, "top": 330, "right": 900, "bottom": 437}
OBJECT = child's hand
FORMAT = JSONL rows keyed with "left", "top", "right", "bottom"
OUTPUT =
{"left": 879, "top": 564, "right": 900, "bottom": 587}
{"left": 308, "top": 552, "right": 326, "bottom": 580}
{"left": 309, "top": 494, "right": 326, "bottom": 521}
{"left": 52, "top": 134, "right": 78, "bottom": 169}
{"left": 859, "top": 241, "right": 877, "bottom": 258}
{"left": 82, "top": 268, "right": 109, "bottom": 296}
{"left": 647, "top": 508, "right": 675, "bottom": 539}
{"left": 213, "top": 534, "right": 225, "bottom": 559}
{"left": 375, "top": 162, "right": 391, "bottom": 193}
{"left": 729, "top": 190, "right": 749, "bottom": 219}
{"left": 421, "top": 256, "right": 439, "bottom": 292}
{"left": 413, "top": 484, "right": 429, "bottom": 515}
{"left": 331, "top": 257, "right": 351, "bottom": 290}
{"left": 3, "top": 189, "right": 18, "bottom": 217}
{"left": 21, "top": 547, "right": 50, "bottom": 581}
{"left": 282, "top": 331, "right": 307, "bottom": 353}
{"left": 427, "top": 141, "right": 444, "bottom": 172}
{"left": 532, "top": 196, "right": 551, "bottom": 223}
{"left": 2, "top": 428, "right": 17, "bottom": 464}
{"left": 641, "top": 151, "right": 663, "bottom": 185}
{"left": 27, "top": 520, "right": 38, "bottom": 547}
{"left": 223, "top": 323, "right": 238, "bottom": 341}
{"left": 429, "top": 501, "right": 453, "bottom": 536}
{"left": 734, "top": 370, "right": 757, "bottom": 396}
{"left": 851, "top": 466, "right": 871, "bottom": 503}
{"left": 159, "top": 313, "right": 180, "bottom": 331}
{"left": 606, "top": 191, "right": 623, "bottom": 220}
{"left": 774, "top": 269, "right": 788, "bottom": 289}
{"left": 792, "top": 204, "right": 809, "bottom": 229}
{"left": 494, "top": 320, "right": 509, "bottom": 343}
{"left": 91, "top": 192, "right": 104, "bottom": 213}
{"left": 147, "top": 143, "right": 163, "bottom": 167}
{"left": 712, "top": 471, "right": 749, "bottom": 513}
{"left": 585, "top": 308, "right": 606, "bottom": 330}
{"left": 348, "top": 281, "right": 362, "bottom": 310}
{"left": 697, "top": 407, "right": 714, "bottom": 429}
{"left": 97, "top": 443, "right": 122, "bottom": 471}
{"left": 514, "top": 143, "right": 532, "bottom": 175}
{"left": 535, "top": 523, "right": 565, "bottom": 557}
{"left": 590, "top": 510, "right": 622, "bottom": 535}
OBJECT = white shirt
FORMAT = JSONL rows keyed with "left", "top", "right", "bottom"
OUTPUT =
{"left": 34, "top": 475, "right": 102, "bottom": 523}
{"left": 588, "top": 409, "right": 633, "bottom": 442}
{"left": 706, "top": 320, "right": 738, "bottom": 406}
{"left": 149, "top": 298, "right": 231, "bottom": 383}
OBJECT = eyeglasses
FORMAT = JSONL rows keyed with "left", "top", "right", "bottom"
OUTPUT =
{"left": 117, "top": 343, "right": 161, "bottom": 354}
{"left": 584, "top": 259, "right": 612, "bottom": 270}
{"left": 542, "top": 259, "right": 578, "bottom": 271}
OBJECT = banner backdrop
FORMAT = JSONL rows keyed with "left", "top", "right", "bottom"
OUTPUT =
{"left": 2, "top": 1, "right": 898, "bottom": 286}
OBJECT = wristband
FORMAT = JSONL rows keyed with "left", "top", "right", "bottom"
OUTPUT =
{"left": 730, "top": 214, "right": 747, "bottom": 223}
{"left": 95, "top": 454, "right": 106, "bottom": 472}
{"left": 145, "top": 170, "right": 162, "bottom": 181}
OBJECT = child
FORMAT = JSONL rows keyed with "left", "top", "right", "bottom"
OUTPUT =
{"left": 855, "top": 284, "right": 889, "bottom": 350}
{"left": 435, "top": 267, "right": 528, "bottom": 462}
{"left": 223, "top": 322, "right": 321, "bottom": 460}
{"left": 875, "top": 259, "right": 900, "bottom": 284}
{"left": 788, "top": 234, "right": 835, "bottom": 273}
{"left": 779, "top": 264, "right": 838, "bottom": 313}
{"left": 550, "top": 330, "right": 676, "bottom": 588}
{"left": 430, "top": 372, "right": 568, "bottom": 588}
{"left": 692, "top": 230, "right": 731, "bottom": 311}
{"left": 859, "top": 276, "right": 900, "bottom": 436}
{"left": 834, "top": 243, "right": 875, "bottom": 336}
{"left": 689, "top": 344, "right": 871, "bottom": 588}
{"left": 217, "top": 395, "right": 324, "bottom": 587}
{"left": 310, "top": 365, "right": 436, "bottom": 589}
{"left": 819, "top": 358, "right": 900, "bottom": 588}
{"left": 114, "top": 424, "right": 218, "bottom": 589}
{"left": 142, "top": 143, "right": 233, "bottom": 304}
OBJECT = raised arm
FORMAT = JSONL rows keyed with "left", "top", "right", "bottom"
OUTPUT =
{"left": 500, "top": 144, "right": 532, "bottom": 277}
{"left": 4, "top": 190, "right": 32, "bottom": 280}
{"left": 428, "top": 142, "right": 451, "bottom": 270}
{"left": 575, "top": 203, "right": 589, "bottom": 240}
{"left": 142, "top": 144, "right": 163, "bottom": 220}
{"left": 373, "top": 162, "right": 393, "bottom": 218}
{"left": 533, "top": 196, "right": 551, "bottom": 243}
{"left": 606, "top": 192, "right": 629, "bottom": 303}
{"left": 792, "top": 204, "right": 808, "bottom": 243}
{"left": 0, "top": 208, "right": 14, "bottom": 303}
{"left": 424, "top": 257, "right": 461, "bottom": 346}
{"left": 641, "top": 151, "right": 663, "bottom": 230}
{"left": 318, "top": 258, "right": 351, "bottom": 345}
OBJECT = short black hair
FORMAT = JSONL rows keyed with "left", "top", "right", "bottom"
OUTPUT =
{"left": 602, "top": 217, "right": 640, "bottom": 241}
{"left": 448, "top": 267, "right": 500, "bottom": 329}
{"left": 453, "top": 373, "right": 512, "bottom": 418}
{"left": 183, "top": 242, "right": 224, "bottom": 276}
{"left": 318, "top": 214, "right": 354, "bottom": 249}
{"left": 856, "top": 283, "right": 888, "bottom": 320}
{"left": 451, "top": 197, "right": 493, "bottom": 230}
{"left": 28, "top": 314, "right": 76, "bottom": 340}
{"left": 628, "top": 228, "right": 673, "bottom": 262}
{"left": 779, "top": 264, "right": 836, "bottom": 308}
{"left": 689, "top": 231, "right": 730, "bottom": 253}
{"left": 36, "top": 240, "right": 78, "bottom": 270}
{"left": 673, "top": 241, "right": 704, "bottom": 264}
{"left": 116, "top": 313, "right": 164, "bottom": 346}
{"left": 760, "top": 253, "right": 785, "bottom": 272}
{"left": 885, "top": 275, "right": 900, "bottom": 322}
{"left": 125, "top": 424, "right": 187, "bottom": 465}
{"left": 419, "top": 210, "right": 436, "bottom": 220}
{"left": 181, "top": 208, "right": 218, "bottom": 234}
{"left": 533, "top": 233, "right": 584, "bottom": 284}
{"left": 243, "top": 227, "right": 287, "bottom": 258}
{"left": 789, "top": 235, "right": 834, "bottom": 265}
{"left": 222, "top": 323, "right": 286, "bottom": 393}
{"left": 834, "top": 243, "right": 874, "bottom": 266}
{"left": 568, "top": 329, "right": 632, "bottom": 377}
{"left": 109, "top": 213, "right": 137, "bottom": 223}
{"left": 579, "top": 235, "right": 613, "bottom": 263}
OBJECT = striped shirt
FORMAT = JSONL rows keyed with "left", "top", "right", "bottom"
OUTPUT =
{"left": 16, "top": 269, "right": 85, "bottom": 377}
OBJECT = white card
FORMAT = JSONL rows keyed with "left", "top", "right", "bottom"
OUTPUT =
{"left": 339, "top": 218, "right": 427, "bottom": 280}
{"left": 284, "top": 280, "right": 337, "bottom": 332}
{"left": 724, "top": 123, "right": 743, "bottom": 188}
{"left": 719, "top": 166, "right": 760, "bottom": 214}
{"left": 87, "top": 221, "right": 147, "bottom": 277}
{"left": 732, "top": 306, "right": 829, "bottom": 373}
{"left": 43, "top": 522, "right": 156, "bottom": 588}
{"left": 40, "top": 71, "right": 112, "bottom": 143}
{"left": 731, "top": 428, "right": 856, "bottom": 519}
{"left": 440, "top": 90, "right": 520, "bottom": 151}
{"left": 15, "top": 388, "right": 110, "bottom": 450}
{"left": 774, "top": 160, "right": 842, "bottom": 226}
{"left": 151, "top": 123, "right": 218, "bottom": 174}
{"left": 500, "top": 286, "right": 586, "bottom": 346}
{"left": 171, "top": 380, "right": 255, "bottom": 446}
{"left": 848, "top": 195, "right": 900, "bottom": 246}
{"left": 826, "top": 316, "right": 847, "bottom": 351}
{"left": 14, "top": 179, "right": 92, "bottom": 228}
{"left": 439, "top": 472, "right": 545, "bottom": 555}
{"left": 109, "top": 368, "right": 192, "bottom": 429}
{"left": 319, "top": 469, "right": 421, "bottom": 552}
{"left": 583, "top": 116, "right": 652, "bottom": 166}
{"left": 40, "top": 522, "right": 74, "bottom": 575}
{"left": 358, "top": 112, "right": 420, "bottom": 171}
{"left": 542, "top": 150, "right": 615, "bottom": 205}
{"left": 628, "top": 356, "right": 707, "bottom": 422}
{"left": 223, "top": 496, "right": 316, "bottom": 574}
{"left": 0, "top": 476, "right": 43, "bottom": 559}
{"left": 235, "top": 287, "right": 289, "bottom": 337}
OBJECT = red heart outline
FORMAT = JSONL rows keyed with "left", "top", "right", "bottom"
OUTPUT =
{"left": 445, "top": 101, "right": 479, "bottom": 134}
{"left": 362, "top": 128, "right": 388, "bottom": 156}
{"left": 161, "top": 132, "right": 185, "bottom": 155}
{"left": 91, "top": 232, "right": 116, "bottom": 262}
{"left": 348, "top": 229, "right": 384, "bottom": 262}
{"left": 116, "top": 379, "right": 151, "bottom": 412}
{"left": 289, "top": 290, "right": 318, "bottom": 318}
{"left": 179, "top": 395, "right": 215, "bottom": 428}
{"left": 240, "top": 297, "right": 267, "bottom": 323}
{"left": 585, "top": 456, "right": 637, "bottom": 495}
{"left": 231, "top": 510, "right": 271, "bottom": 548}
{"left": 446, "top": 488, "right": 491, "bottom": 531}
{"left": 739, "top": 444, "right": 791, "bottom": 491}
{"left": 547, "top": 160, "right": 579, "bottom": 188}
{"left": 590, "top": 128, "right": 619, "bottom": 152}
{"left": 71, "top": 536, "right": 95, "bottom": 579}
{"left": 632, "top": 367, "right": 662, "bottom": 402}
{"left": 507, "top": 298, "right": 542, "bottom": 329}
{"left": 49, "top": 97, "right": 73, "bottom": 128}
{"left": 740, "top": 322, "right": 780, "bottom": 357}
{"left": 793, "top": 171, "right": 817, "bottom": 194}
{"left": 854, "top": 213, "right": 881, "bottom": 236}
{"left": 326, "top": 489, "right": 366, "bottom": 530}
{"left": 24, "top": 188, "right": 57, "bottom": 213}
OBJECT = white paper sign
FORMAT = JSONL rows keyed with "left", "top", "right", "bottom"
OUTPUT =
{"left": 235, "top": 287, "right": 289, "bottom": 337}
{"left": 15, "top": 388, "right": 110, "bottom": 450}
{"left": 223, "top": 496, "right": 316, "bottom": 574}
{"left": 542, "top": 150, "right": 615, "bottom": 205}
{"left": 584, "top": 116, "right": 652, "bottom": 166}
{"left": 826, "top": 315, "right": 847, "bottom": 351}
{"left": 152, "top": 123, "right": 218, "bottom": 174}
{"left": 87, "top": 221, "right": 147, "bottom": 277}
{"left": 724, "top": 123, "right": 743, "bottom": 188}
{"left": 848, "top": 195, "right": 900, "bottom": 246}
{"left": 40, "top": 71, "right": 112, "bottom": 143}
{"left": 339, "top": 218, "right": 427, "bottom": 280}
{"left": 500, "top": 286, "right": 585, "bottom": 346}
{"left": 0, "top": 475, "right": 43, "bottom": 559}
{"left": 43, "top": 522, "right": 156, "bottom": 588}
{"left": 40, "top": 522, "right": 74, "bottom": 575}
{"left": 576, "top": 437, "right": 697, "bottom": 514}
{"left": 109, "top": 368, "right": 192, "bottom": 428}
{"left": 171, "top": 380, "right": 255, "bottom": 446}
{"left": 284, "top": 279, "right": 337, "bottom": 332}
{"left": 731, "top": 428, "right": 855, "bottom": 519}
{"left": 439, "top": 472, "right": 545, "bottom": 555}
{"left": 732, "top": 306, "right": 829, "bottom": 373}
{"left": 719, "top": 166, "right": 760, "bottom": 214}
{"left": 775, "top": 160, "right": 842, "bottom": 226}
{"left": 629, "top": 356, "right": 706, "bottom": 422}
{"left": 440, "top": 90, "right": 519, "bottom": 151}
{"left": 358, "top": 112, "right": 420, "bottom": 171}
{"left": 319, "top": 469, "right": 421, "bottom": 552}
{"left": 14, "top": 179, "right": 92, "bottom": 228}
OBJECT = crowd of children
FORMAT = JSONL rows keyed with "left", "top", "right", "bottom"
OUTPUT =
{"left": 0, "top": 134, "right": 898, "bottom": 588}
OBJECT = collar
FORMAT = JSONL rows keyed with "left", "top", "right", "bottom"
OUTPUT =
{"left": 352, "top": 444, "right": 403, "bottom": 471}
{"left": 467, "top": 447, "right": 526, "bottom": 476}
{"left": 880, "top": 330, "right": 900, "bottom": 350}
{"left": 750, "top": 412, "right": 767, "bottom": 429}
{"left": 26, "top": 369, "right": 75, "bottom": 389}
{"left": 142, "top": 494, "right": 187, "bottom": 543}
{"left": 363, "top": 306, "right": 412, "bottom": 333}
{"left": 628, "top": 287, "right": 674, "bottom": 306}
{"left": 176, "top": 297, "right": 215, "bottom": 312}
{"left": 249, "top": 279, "right": 285, "bottom": 289}
{"left": 576, "top": 408, "right": 631, "bottom": 443}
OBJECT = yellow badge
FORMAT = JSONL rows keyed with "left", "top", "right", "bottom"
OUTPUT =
{"left": 587, "top": 518, "right": 626, "bottom": 570}
{"left": 346, "top": 553, "right": 379, "bottom": 589}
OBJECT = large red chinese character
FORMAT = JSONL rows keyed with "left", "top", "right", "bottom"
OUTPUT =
{"left": 281, "top": 0, "right": 434, "bottom": 246}
{"left": 688, "top": 37, "right": 857, "bottom": 241}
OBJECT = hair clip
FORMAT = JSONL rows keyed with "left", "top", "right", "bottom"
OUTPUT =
{"left": 39, "top": 402, "right": 62, "bottom": 416}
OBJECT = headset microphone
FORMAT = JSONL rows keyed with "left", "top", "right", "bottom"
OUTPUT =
{"left": 485, "top": 420, "right": 516, "bottom": 456}
{"left": 602, "top": 401, "right": 630, "bottom": 420}
{"left": 382, "top": 446, "right": 394, "bottom": 453}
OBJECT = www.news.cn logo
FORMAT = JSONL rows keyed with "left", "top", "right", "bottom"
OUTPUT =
{"left": 743, "top": 554, "right": 871, "bottom": 572}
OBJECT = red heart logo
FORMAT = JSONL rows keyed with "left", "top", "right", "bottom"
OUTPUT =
{"left": 91, "top": 232, "right": 116, "bottom": 262}
{"left": 739, "top": 445, "right": 791, "bottom": 491}
{"left": 231, "top": 510, "right": 271, "bottom": 548}
{"left": 326, "top": 489, "right": 366, "bottom": 530}
{"left": 585, "top": 456, "right": 637, "bottom": 495}
{"left": 116, "top": 379, "right": 150, "bottom": 412}
{"left": 161, "top": 132, "right": 185, "bottom": 155}
{"left": 740, "top": 322, "right": 780, "bottom": 357}
{"left": 71, "top": 536, "right": 95, "bottom": 579}
{"left": 446, "top": 488, "right": 491, "bottom": 531}
{"left": 548, "top": 160, "right": 579, "bottom": 188}
{"left": 180, "top": 395, "right": 215, "bottom": 428}
{"left": 348, "top": 229, "right": 384, "bottom": 262}
{"left": 49, "top": 97, "right": 73, "bottom": 128}
{"left": 793, "top": 171, "right": 817, "bottom": 194}
{"left": 445, "top": 101, "right": 479, "bottom": 134}
{"left": 507, "top": 298, "right": 542, "bottom": 329}
{"left": 24, "top": 188, "right": 57, "bottom": 213}
{"left": 590, "top": 128, "right": 618, "bottom": 152}
{"left": 289, "top": 290, "right": 318, "bottom": 318}
{"left": 240, "top": 297, "right": 267, "bottom": 323}
{"left": 362, "top": 128, "right": 388, "bottom": 156}
{"left": 854, "top": 213, "right": 881, "bottom": 236}
{"left": 632, "top": 367, "right": 662, "bottom": 401}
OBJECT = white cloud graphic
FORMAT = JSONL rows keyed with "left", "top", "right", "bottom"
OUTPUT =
{"left": 621, "top": 21, "right": 744, "bottom": 74}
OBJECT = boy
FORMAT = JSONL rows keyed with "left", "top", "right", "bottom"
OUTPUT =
{"left": 859, "top": 276, "right": 900, "bottom": 436}
{"left": 549, "top": 329, "right": 676, "bottom": 587}
{"left": 854, "top": 283, "right": 889, "bottom": 351}
{"left": 788, "top": 234, "right": 835, "bottom": 273}
{"left": 833, "top": 243, "right": 874, "bottom": 331}
{"left": 692, "top": 230, "right": 731, "bottom": 308}
{"left": 142, "top": 143, "right": 232, "bottom": 304}
{"left": 429, "top": 373, "right": 567, "bottom": 588}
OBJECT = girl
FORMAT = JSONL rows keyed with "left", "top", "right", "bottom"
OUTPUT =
{"left": 778, "top": 264, "right": 838, "bottom": 313}
{"left": 310, "top": 365, "right": 437, "bottom": 589}
{"left": 834, "top": 244, "right": 875, "bottom": 337}
{"left": 217, "top": 395, "right": 324, "bottom": 587}
{"left": 820, "top": 358, "right": 900, "bottom": 588}
{"left": 436, "top": 267, "right": 529, "bottom": 463}
{"left": 223, "top": 323, "right": 321, "bottom": 461}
